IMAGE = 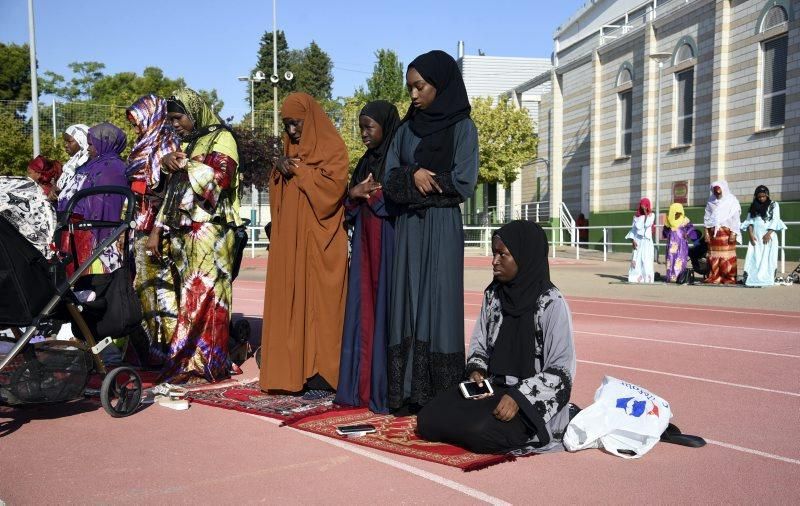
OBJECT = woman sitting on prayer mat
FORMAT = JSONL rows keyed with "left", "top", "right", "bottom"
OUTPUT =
{"left": 662, "top": 202, "right": 699, "bottom": 283}
{"left": 703, "top": 181, "right": 741, "bottom": 285}
{"left": 417, "top": 220, "right": 576, "bottom": 455}
{"left": 625, "top": 197, "right": 655, "bottom": 283}
{"left": 335, "top": 100, "right": 401, "bottom": 414}
{"left": 741, "top": 185, "right": 786, "bottom": 287}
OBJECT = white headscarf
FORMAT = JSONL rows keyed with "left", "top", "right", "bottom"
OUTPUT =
{"left": 57, "top": 124, "right": 90, "bottom": 191}
{"left": 703, "top": 180, "right": 741, "bottom": 236}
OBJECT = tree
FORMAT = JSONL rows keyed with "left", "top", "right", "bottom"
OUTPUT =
{"left": 41, "top": 61, "right": 106, "bottom": 101}
{"left": 0, "top": 109, "right": 63, "bottom": 176}
{"left": 365, "top": 49, "right": 405, "bottom": 103}
{"left": 0, "top": 43, "right": 33, "bottom": 114}
{"left": 252, "top": 30, "right": 296, "bottom": 109}
{"left": 293, "top": 41, "right": 333, "bottom": 102}
{"left": 470, "top": 97, "right": 538, "bottom": 187}
{"left": 234, "top": 127, "right": 280, "bottom": 191}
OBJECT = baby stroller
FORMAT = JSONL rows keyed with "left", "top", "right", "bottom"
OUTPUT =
{"left": 687, "top": 235, "right": 709, "bottom": 284}
{"left": 0, "top": 185, "right": 145, "bottom": 417}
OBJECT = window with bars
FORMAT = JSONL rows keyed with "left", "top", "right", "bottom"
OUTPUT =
{"left": 761, "top": 5, "right": 788, "bottom": 31}
{"left": 618, "top": 90, "right": 633, "bottom": 156}
{"left": 761, "top": 35, "right": 787, "bottom": 128}
{"left": 675, "top": 68, "right": 694, "bottom": 145}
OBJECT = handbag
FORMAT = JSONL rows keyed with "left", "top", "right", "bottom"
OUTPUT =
{"left": 74, "top": 267, "right": 143, "bottom": 339}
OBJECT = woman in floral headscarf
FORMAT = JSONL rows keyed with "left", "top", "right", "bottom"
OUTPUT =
{"left": 126, "top": 94, "right": 180, "bottom": 365}
{"left": 703, "top": 181, "right": 741, "bottom": 284}
{"left": 153, "top": 88, "right": 241, "bottom": 384}
{"left": 56, "top": 124, "right": 90, "bottom": 215}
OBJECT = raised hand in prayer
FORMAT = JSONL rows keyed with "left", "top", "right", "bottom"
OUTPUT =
{"left": 348, "top": 173, "right": 381, "bottom": 200}
{"left": 493, "top": 394, "right": 519, "bottom": 422}
{"left": 275, "top": 156, "right": 299, "bottom": 179}
{"left": 162, "top": 152, "right": 188, "bottom": 173}
{"left": 413, "top": 168, "right": 442, "bottom": 196}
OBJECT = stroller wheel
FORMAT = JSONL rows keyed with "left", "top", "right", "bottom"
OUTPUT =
{"left": 100, "top": 367, "right": 143, "bottom": 418}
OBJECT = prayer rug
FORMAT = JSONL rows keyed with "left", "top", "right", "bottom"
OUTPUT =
{"left": 186, "top": 380, "right": 336, "bottom": 421}
{"left": 287, "top": 408, "right": 515, "bottom": 471}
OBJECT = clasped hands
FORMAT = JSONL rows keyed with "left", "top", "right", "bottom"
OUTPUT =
{"left": 469, "top": 371, "right": 519, "bottom": 422}
{"left": 349, "top": 173, "right": 382, "bottom": 200}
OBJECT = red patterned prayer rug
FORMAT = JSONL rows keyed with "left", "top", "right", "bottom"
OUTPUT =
{"left": 186, "top": 380, "right": 337, "bottom": 421}
{"left": 287, "top": 408, "right": 515, "bottom": 471}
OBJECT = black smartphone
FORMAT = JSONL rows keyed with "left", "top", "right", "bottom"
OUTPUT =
{"left": 335, "top": 424, "right": 377, "bottom": 436}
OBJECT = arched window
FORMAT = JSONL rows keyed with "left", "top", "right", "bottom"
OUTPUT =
{"left": 674, "top": 44, "right": 694, "bottom": 65}
{"left": 616, "top": 67, "right": 633, "bottom": 87}
{"left": 761, "top": 5, "right": 788, "bottom": 31}
{"left": 670, "top": 37, "right": 697, "bottom": 146}
{"left": 756, "top": 1, "right": 791, "bottom": 128}
{"left": 615, "top": 62, "right": 634, "bottom": 157}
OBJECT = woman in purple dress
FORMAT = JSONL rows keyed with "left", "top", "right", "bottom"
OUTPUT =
{"left": 662, "top": 202, "right": 699, "bottom": 283}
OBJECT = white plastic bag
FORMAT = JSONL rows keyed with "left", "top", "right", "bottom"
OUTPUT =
{"left": 563, "top": 376, "right": 671, "bottom": 459}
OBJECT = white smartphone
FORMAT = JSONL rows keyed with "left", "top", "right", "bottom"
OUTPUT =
{"left": 459, "top": 380, "right": 494, "bottom": 399}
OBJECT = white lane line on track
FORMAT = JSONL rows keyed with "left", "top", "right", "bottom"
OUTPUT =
{"left": 248, "top": 415, "right": 510, "bottom": 506}
{"left": 566, "top": 297, "right": 800, "bottom": 319}
{"left": 572, "top": 312, "right": 800, "bottom": 335}
{"left": 705, "top": 439, "right": 800, "bottom": 465}
{"left": 578, "top": 360, "right": 800, "bottom": 397}
{"left": 575, "top": 331, "right": 800, "bottom": 358}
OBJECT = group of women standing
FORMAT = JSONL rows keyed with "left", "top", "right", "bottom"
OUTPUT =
{"left": 626, "top": 180, "right": 787, "bottom": 287}
{"left": 259, "top": 49, "right": 577, "bottom": 455}
{"left": 35, "top": 88, "right": 241, "bottom": 384}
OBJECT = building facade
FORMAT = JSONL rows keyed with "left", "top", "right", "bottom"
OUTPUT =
{"left": 510, "top": 0, "right": 798, "bottom": 243}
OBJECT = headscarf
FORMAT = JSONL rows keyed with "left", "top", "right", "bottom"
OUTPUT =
{"left": 280, "top": 92, "right": 348, "bottom": 170}
{"left": 167, "top": 88, "right": 238, "bottom": 163}
{"left": 73, "top": 123, "right": 128, "bottom": 243}
{"left": 703, "top": 180, "right": 741, "bottom": 233}
{"left": 126, "top": 94, "right": 179, "bottom": 190}
{"left": 665, "top": 202, "right": 689, "bottom": 231}
{"left": 747, "top": 185, "right": 772, "bottom": 221}
{"left": 635, "top": 197, "right": 652, "bottom": 217}
{"left": 58, "top": 124, "right": 90, "bottom": 190}
{"left": 350, "top": 100, "right": 401, "bottom": 188}
{"left": 27, "top": 155, "right": 62, "bottom": 197}
{"left": 404, "top": 50, "right": 471, "bottom": 173}
{"left": 489, "top": 221, "right": 554, "bottom": 379}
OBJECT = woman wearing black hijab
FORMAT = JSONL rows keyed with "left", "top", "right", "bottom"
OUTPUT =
{"left": 417, "top": 221, "right": 576, "bottom": 454}
{"left": 382, "top": 50, "right": 479, "bottom": 413}
{"left": 336, "top": 101, "right": 401, "bottom": 413}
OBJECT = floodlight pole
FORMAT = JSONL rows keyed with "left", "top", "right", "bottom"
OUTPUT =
{"left": 28, "top": 0, "right": 40, "bottom": 157}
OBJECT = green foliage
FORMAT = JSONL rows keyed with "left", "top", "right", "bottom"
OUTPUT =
{"left": 365, "top": 49, "right": 405, "bottom": 103}
{"left": 294, "top": 41, "right": 333, "bottom": 101}
{"left": 42, "top": 63, "right": 223, "bottom": 112}
{"left": 0, "top": 43, "right": 33, "bottom": 113}
{"left": 470, "top": 97, "right": 537, "bottom": 187}
{"left": 234, "top": 127, "right": 280, "bottom": 191}
{"left": 0, "top": 109, "right": 64, "bottom": 176}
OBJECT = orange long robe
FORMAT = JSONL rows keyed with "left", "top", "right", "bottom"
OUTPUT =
{"left": 259, "top": 151, "right": 349, "bottom": 392}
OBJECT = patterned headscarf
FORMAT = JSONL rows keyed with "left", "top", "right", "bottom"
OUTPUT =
{"left": 703, "top": 180, "right": 741, "bottom": 234}
{"left": 58, "top": 124, "right": 90, "bottom": 190}
{"left": 27, "top": 155, "right": 63, "bottom": 197}
{"left": 126, "top": 94, "right": 180, "bottom": 189}
{"left": 167, "top": 88, "right": 238, "bottom": 163}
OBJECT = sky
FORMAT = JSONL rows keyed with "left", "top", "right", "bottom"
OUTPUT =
{"left": 1, "top": 0, "right": 587, "bottom": 120}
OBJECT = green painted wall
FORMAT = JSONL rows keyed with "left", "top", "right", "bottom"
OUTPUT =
{"left": 586, "top": 200, "right": 799, "bottom": 262}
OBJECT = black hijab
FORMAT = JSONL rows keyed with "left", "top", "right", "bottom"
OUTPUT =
{"left": 748, "top": 185, "right": 773, "bottom": 221}
{"left": 404, "top": 50, "right": 471, "bottom": 173}
{"left": 489, "top": 221, "right": 555, "bottom": 379}
{"left": 351, "top": 101, "right": 401, "bottom": 189}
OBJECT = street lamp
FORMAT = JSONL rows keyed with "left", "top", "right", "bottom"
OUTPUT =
{"left": 649, "top": 51, "right": 671, "bottom": 263}
{"left": 238, "top": 70, "right": 266, "bottom": 130}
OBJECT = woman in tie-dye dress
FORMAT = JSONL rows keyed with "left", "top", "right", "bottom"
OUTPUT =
{"left": 150, "top": 88, "right": 241, "bottom": 383}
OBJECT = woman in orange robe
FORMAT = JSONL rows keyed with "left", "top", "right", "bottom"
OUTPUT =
{"left": 260, "top": 93, "right": 349, "bottom": 397}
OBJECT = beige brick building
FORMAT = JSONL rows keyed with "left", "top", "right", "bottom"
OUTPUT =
{"left": 508, "top": 0, "right": 799, "bottom": 230}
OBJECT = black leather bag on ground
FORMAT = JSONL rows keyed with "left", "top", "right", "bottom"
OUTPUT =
{"left": 73, "top": 267, "right": 143, "bottom": 339}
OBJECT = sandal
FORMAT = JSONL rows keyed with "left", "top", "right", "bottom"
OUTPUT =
{"left": 660, "top": 423, "right": 706, "bottom": 448}
{"left": 152, "top": 383, "right": 188, "bottom": 399}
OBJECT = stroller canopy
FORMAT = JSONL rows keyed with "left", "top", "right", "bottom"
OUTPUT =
{"left": 0, "top": 177, "right": 56, "bottom": 258}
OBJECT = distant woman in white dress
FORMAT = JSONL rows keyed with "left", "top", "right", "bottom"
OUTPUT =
{"left": 741, "top": 185, "right": 785, "bottom": 287}
{"left": 625, "top": 197, "right": 655, "bottom": 283}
